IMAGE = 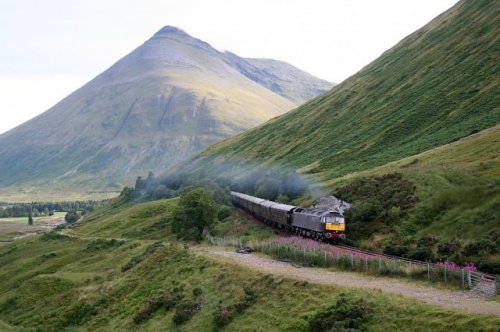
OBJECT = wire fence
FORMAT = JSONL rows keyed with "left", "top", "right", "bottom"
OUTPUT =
{"left": 206, "top": 235, "right": 499, "bottom": 297}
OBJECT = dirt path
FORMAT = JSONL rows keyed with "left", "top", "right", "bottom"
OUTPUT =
{"left": 198, "top": 248, "right": 500, "bottom": 317}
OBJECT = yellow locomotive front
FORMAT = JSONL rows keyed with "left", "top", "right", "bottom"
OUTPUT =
{"left": 323, "top": 214, "right": 346, "bottom": 240}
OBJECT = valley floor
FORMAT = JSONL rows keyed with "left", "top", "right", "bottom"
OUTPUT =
{"left": 198, "top": 247, "right": 500, "bottom": 316}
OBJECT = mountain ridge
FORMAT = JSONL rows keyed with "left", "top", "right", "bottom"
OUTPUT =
{"left": 0, "top": 26, "right": 333, "bottom": 201}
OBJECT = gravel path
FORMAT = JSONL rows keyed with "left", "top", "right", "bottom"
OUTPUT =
{"left": 199, "top": 249, "right": 500, "bottom": 317}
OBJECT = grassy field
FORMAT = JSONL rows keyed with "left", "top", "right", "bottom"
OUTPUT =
{"left": 0, "top": 212, "right": 67, "bottom": 244}
{"left": 0, "top": 197, "right": 499, "bottom": 331}
{"left": 0, "top": 212, "right": 66, "bottom": 224}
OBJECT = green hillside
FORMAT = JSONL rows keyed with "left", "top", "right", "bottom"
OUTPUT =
{"left": 162, "top": 1, "right": 500, "bottom": 238}
{"left": 177, "top": 0, "right": 499, "bottom": 181}
{"left": 1, "top": 198, "right": 499, "bottom": 331}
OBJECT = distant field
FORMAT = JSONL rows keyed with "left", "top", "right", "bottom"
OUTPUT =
{"left": 0, "top": 212, "right": 66, "bottom": 243}
{"left": 0, "top": 212, "right": 66, "bottom": 224}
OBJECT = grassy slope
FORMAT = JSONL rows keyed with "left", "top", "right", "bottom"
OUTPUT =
{"left": 167, "top": 0, "right": 499, "bottom": 240}
{"left": 1, "top": 199, "right": 499, "bottom": 331}
{"left": 178, "top": 0, "right": 499, "bottom": 177}
{"left": 327, "top": 125, "right": 500, "bottom": 240}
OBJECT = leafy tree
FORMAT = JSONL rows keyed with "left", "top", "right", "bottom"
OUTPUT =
{"left": 171, "top": 188, "right": 217, "bottom": 241}
{"left": 65, "top": 211, "right": 80, "bottom": 223}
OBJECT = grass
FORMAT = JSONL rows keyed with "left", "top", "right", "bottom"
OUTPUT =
{"left": 212, "top": 210, "right": 276, "bottom": 242}
{"left": 0, "top": 212, "right": 68, "bottom": 243}
{"left": 0, "top": 212, "right": 66, "bottom": 224}
{"left": 0, "top": 197, "right": 499, "bottom": 331}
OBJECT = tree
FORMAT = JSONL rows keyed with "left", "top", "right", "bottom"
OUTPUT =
{"left": 28, "top": 213, "right": 33, "bottom": 225}
{"left": 171, "top": 188, "right": 217, "bottom": 241}
{"left": 65, "top": 211, "right": 80, "bottom": 223}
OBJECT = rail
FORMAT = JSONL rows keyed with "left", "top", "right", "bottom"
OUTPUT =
{"left": 206, "top": 234, "right": 499, "bottom": 297}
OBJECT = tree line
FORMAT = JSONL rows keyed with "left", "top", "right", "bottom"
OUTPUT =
{"left": 0, "top": 200, "right": 109, "bottom": 218}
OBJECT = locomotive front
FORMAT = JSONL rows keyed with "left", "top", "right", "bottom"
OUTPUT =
{"left": 322, "top": 212, "right": 346, "bottom": 240}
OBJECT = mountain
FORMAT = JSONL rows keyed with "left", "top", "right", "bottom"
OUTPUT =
{"left": 172, "top": 0, "right": 499, "bottom": 182}
{"left": 165, "top": 0, "right": 500, "bottom": 240}
{"left": 223, "top": 52, "right": 334, "bottom": 104}
{"left": 0, "top": 26, "right": 332, "bottom": 201}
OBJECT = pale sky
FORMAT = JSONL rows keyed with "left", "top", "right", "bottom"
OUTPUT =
{"left": 0, "top": 0, "right": 458, "bottom": 134}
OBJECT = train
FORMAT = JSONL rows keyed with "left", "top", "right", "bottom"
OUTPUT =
{"left": 230, "top": 191, "right": 346, "bottom": 240}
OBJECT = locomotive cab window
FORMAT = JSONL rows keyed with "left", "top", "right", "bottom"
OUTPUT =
{"left": 324, "top": 216, "right": 344, "bottom": 224}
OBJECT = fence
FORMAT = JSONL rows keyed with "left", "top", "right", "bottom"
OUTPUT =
{"left": 206, "top": 235, "right": 499, "bottom": 296}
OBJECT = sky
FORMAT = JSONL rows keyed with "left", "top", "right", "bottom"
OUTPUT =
{"left": 0, "top": 0, "right": 458, "bottom": 134}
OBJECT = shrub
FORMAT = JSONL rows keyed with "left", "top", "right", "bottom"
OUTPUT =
{"left": 407, "top": 247, "right": 433, "bottom": 261}
{"left": 192, "top": 287, "right": 203, "bottom": 297}
{"left": 463, "top": 238, "right": 498, "bottom": 257}
{"left": 234, "top": 286, "right": 257, "bottom": 313}
{"left": 437, "top": 238, "right": 462, "bottom": 257}
{"left": 63, "top": 302, "right": 97, "bottom": 326}
{"left": 133, "top": 287, "right": 185, "bottom": 324}
{"left": 217, "top": 205, "right": 233, "bottom": 221}
{"left": 41, "top": 231, "right": 68, "bottom": 241}
{"left": 65, "top": 211, "right": 80, "bottom": 223}
{"left": 417, "top": 235, "right": 439, "bottom": 248}
{"left": 213, "top": 303, "right": 232, "bottom": 328}
{"left": 133, "top": 298, "right": 164, "bottom": 324}
{"left": 308, "top": 294, "right": 370, "bottom": 331}
{"left": 383, "top": 245, "right": 409, "bottom": 257}
{"left": 173, "top": 300, "right": 201, "bottom": 325}
{"left": 476, "top": 259, "right": 500, "bottom": 275}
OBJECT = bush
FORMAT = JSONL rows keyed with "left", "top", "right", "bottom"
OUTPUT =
{"left": 308, "top": 294, "right": 370, "bottom": 331}
{"left": 476, "top": 259, "right": 500, "bottom": 275}
{"left": 192, "top": 287, "right": 203, "bottom": 297}
{"left": 133, "top": 298, "right": 164, "bottom": 324}
{"left": 173, "top": 300, "right": 201, "bottom": 325}
{"left": 463, "top": 238, "right": 498, "bottom": 257}
{"left": 407, "top": 247, "right": 433, "bottom": 261}
{"left": 437, "top": 238, "right": 461, "bottom": 257}
{"left": 417, "top": 235, "right": 439, "bottom": 248}
{"left": 41, "top": 231, "right": 68, "bottom": 241}
{"left": 213, "top": 303, "right": 232, "bottom": 328}
{"left": 234, "top": 286, "right": 257, "bottom": 313}
{"left": 63, "top": 302, "right": 97, "bottom": 326}
{"left": 133, "top": 287, "right": 185, "bottom": 324}
{"left": 383, "top": 245, "right": 409, "bottom": 257}
{"left": 217, "top": 205, "right": 233, "bottom": 221}
{"left": 65, "top": 211, "right": 80, "bottom": 223}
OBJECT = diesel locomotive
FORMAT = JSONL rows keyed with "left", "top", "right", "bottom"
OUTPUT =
{"left": 231, "top": 191, "right": 346, "bottom": 240}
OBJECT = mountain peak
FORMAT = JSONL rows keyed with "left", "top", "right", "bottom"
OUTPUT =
{"left": 153, "top": 26, "right": 189, "bottom": 38}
